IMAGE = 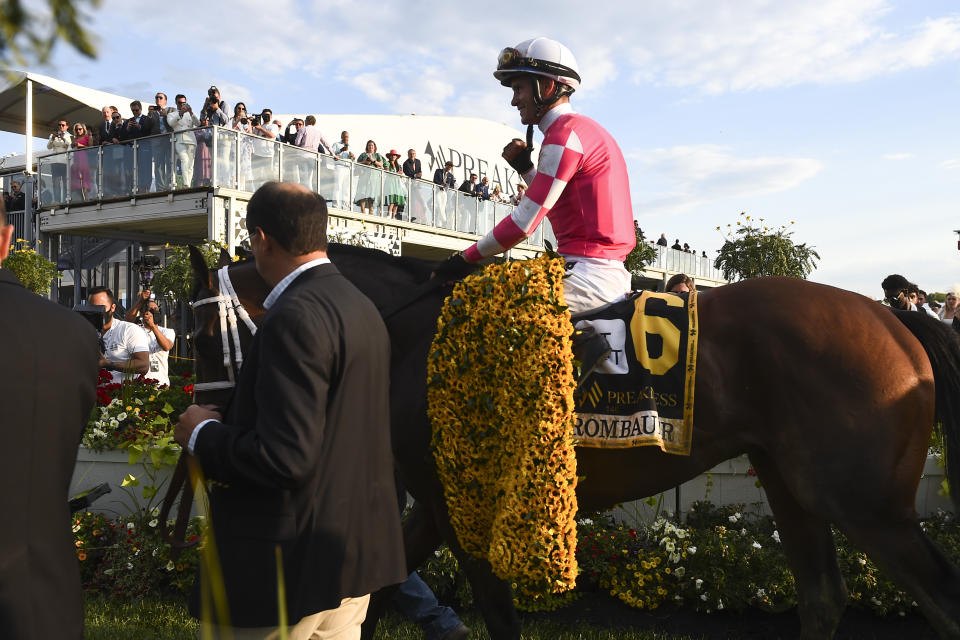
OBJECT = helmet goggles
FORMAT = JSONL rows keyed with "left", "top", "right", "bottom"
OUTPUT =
{"left": 496, "top": 47, "right": 581, "bottom": 84}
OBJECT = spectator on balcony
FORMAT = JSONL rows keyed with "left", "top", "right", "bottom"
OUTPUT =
{"left": 121, "top": 101, "right": 155, "bottom": 193}
{"left": 670, "top": 239, "right": 682, "bottom": 250}
{"left": 490, "top": 184, "right": 507, "bottom": 203}
{"left": 148, "top": 92, "right": 177, "bottom": 191}
{"left": 331, "top": 131, "right": 354, "bottom": 209}
{"left": 194, "top": 115, "right": 213, "bottom": 187}
{"left": 201, "top": 94, "right": 228, "bottom": 126}
{"left": 459, "top": 173, "right": 478, "bottom": 195}
{"left": 283, "top": 118, "right": 303, "bottom": 145}
{"left": 227, "top": 103, "right": 255, "bottom": 190}
{"left": 97, "top": 106, "right": 113, "bottom": 147}
{"left": 384, "top": 150, "right": 406, "bottom": 218}
{"left": 203, "top": 86, "right": 228, "bottom": 120}
{"left": 251, "top": 108, "right": 280, "bottom": 184}
{"left": 293, "top": 116, "right": 333, "bottom": 186}
{"left": 355, "top": 140, "right": 386, "bottom": 215}
{"left": 510, "top": 182, "right": 526, "bottom": 206}
{"left": 701, "top": 250, "right": 708, "bottom": 258}
{"left": 46, "top": 120, "right": 72, "bottom": 202}
{"left": 657, "top": 233, "right": 668, "bottom": 247}
{"left": 402, "top": 149, "right": 422, "bottom": 179}
{"left": 168, "top": 100, "right": 201, "bottom": 188}
{"left": 4, "top": 181, "right": 25, "bottom": 211}
{"left": 475, "top": 176, "right": 491, "bottom": 200}
{"left": 433, "top": 160, "right": 455, "bottom": 189}
{"left": 101, "top": 109, "right": 127, "bottom": 196}
{"left": 70, "top": 122, "right": 93, "bottom": 201}
{"left": 665, "top": 273, "right": 696, "bottom": 294}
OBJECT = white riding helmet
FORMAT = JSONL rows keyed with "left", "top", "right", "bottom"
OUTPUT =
{"left": 494, "top": 37, "right": 581, "bottom": 91}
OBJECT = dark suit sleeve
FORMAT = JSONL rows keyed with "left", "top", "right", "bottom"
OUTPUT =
{"left": 194, "top": 305, "right": 333, "bottom": 488}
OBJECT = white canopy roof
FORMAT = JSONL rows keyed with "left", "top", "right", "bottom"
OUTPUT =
{"left": 0, "top": 70, "right": 134, "bottom": 136}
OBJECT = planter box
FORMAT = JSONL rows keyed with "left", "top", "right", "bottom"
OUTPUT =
{"left": 70, "top": 447, "right": 183, "bottom": 518}
{"left": 610, "top": 453, "right": 952, "bottom": 524}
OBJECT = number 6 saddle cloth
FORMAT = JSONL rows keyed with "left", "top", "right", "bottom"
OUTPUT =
{"left": 572, "top": 290, "right": 699, "bottom": 455}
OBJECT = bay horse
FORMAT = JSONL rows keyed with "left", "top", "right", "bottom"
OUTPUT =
{"left": 184, "top": 243, "right": 960, "bottom": 640}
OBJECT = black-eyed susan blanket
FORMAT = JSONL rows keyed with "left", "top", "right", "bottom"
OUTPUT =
{"left": 572, "top": 290, "right": 698, "bottom": 455}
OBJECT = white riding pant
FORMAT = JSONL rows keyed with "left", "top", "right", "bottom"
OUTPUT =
{"left": 561, "top": 256, "right": 632, "bottom": 314}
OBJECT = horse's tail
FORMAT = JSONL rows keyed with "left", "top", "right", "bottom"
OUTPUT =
{"left": 893, "top": 309, "right": 960, "bottom": 509}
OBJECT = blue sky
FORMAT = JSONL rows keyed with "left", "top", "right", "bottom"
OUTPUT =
{"left": 3, "top": 0, "right": 959, "bottom": 296}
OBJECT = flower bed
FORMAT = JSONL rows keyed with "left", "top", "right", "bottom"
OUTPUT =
{"left": 415, "top": 501, "right": 960, "bottom": 618}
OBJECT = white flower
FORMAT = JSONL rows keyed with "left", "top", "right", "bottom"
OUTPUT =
{"left": 110, "top": 419, "right": 119, "bottom": 428}
{"left": 669, "top": 552, "right": 681, "bottom": 563}
{"left": 756, "top": 588, "right": 766, "bottom": 598}
{"left": 771, "top": 530, "right": 781, "bottom": 543}
{"left": 126, "top": 522, "right": 135, "bottom": 531}
{"left": 687, "top": 546, "right": 697, "bottom": 555}
{"left": 117, "top": 412, "right": 127, "bottom": 421}
{"left": 741, "top": 528, "right": 747, "bottom": 535}
{"left": 166, "top": 561, "right": 175, "bottom": 571}
{"left": 152, "top": 549, "right": 158, "bottom": 557}
{"left": 134, "top": 398, "right": 143, "bottom": 405}
{"left": 700, "top": 593, "right": 708, "bottom": 601}
{"left": 579, "top": 518, "right": 594, "bottom": 525}
{"left": 151, "top": 507, "right": 160, "bottom": 517}
{"left": 717, "top": 598, "right": 724, "bottom": 610}
{"left": 752, "top": 541, "right": 762, "bottom": 550}
{"left": 858, "top": 557, "right": 867, "bottom": 566}
{"left": 434, "top": 550, "right": 443, "bottom": 558}
{"left": 72, "top": 523, "right": 81, "bottom": 533}
{"left": 728, "top": 514, "right": 738, "bottom": 523}
{"left": 149, "top": 519, "right": 158, "bottom": 528}
{"left": 664, "top": 540, "right": 676, "bottom": 552}
{"left": 695, "top": 578, "right": 703, "bottom": 590}
{"left": 103, "top": 568, "right": 114, "bottom": 576}
{"left": 126, "top": 562, "right": 133, "bottom": 570}
{"left": 674, "top": 567, "right": 685, "bottom": 577}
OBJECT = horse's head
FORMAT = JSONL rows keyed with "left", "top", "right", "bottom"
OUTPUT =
{"left": 188, "top": 245, "right": 270, "bottom": 409}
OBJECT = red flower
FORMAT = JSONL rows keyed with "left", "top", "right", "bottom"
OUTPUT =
{"left": 747, "top": 468, "right": 757, "bottom": 476}
{"left": 182, "top": 384, "right": 194, "bottom": 394}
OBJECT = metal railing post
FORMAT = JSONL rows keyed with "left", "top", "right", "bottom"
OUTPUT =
{"left": 211, "top": 126, "right": 218, "bottom": 187}
{"left": 132, "top": 140, "right": 139, "bottom": 194}
{"left": 96, "top": 146, "right": 103, "bottom": 199}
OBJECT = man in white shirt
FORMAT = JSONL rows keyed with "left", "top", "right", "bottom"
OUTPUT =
{"left": 294, "top": 115, "right": 334, "bottom": 186}
{"left": 88, "top": 287, "right": 149, "bottom": 383}
{"left": 252, "top": 108, "right": 280, "bottom": 184}
{"left": 125, "top": 290, "right": 176, "bottom": 387}
{"left": 331, "top": 130, "right": 354, "bottom": 208}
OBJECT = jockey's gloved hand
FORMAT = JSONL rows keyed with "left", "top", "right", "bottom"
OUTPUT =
{"left": 432, "top": 252, "right": 476, "bottom": 282}
{"left": 503, "top": 138, "right": 534, "bottom": 176}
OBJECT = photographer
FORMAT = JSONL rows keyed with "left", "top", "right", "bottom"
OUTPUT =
{"left": 87, "top": 286, "right": 149, "bottom": 383}
{"left": 202, "top": 93, "right": 228, "bottom": 127}
{"left": 251, "top": 108, "right": 279, "bottom": 182}
{"left": 125, "top": 290, "right": 176, "bottom": 387}
{"left": 202, "top": 86, "right": 229, "bottom": 120}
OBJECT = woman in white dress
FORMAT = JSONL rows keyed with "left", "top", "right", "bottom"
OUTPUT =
{"left": 227, "top": 103, "right": 254, "bottom": 190}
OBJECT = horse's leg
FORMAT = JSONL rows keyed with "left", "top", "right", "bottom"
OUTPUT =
{"left": 748, "top": 450, "right": 847, "bottom": 640}
{"left": 840, "top": 515, "right": 960, "bottom": 638}
{"left": 360, "top": 500, "right": 446, "bottom": 640}
{"left": 431, "top": 501, "right": 522, "bottom": 640}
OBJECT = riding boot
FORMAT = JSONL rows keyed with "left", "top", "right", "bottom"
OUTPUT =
{"left": 571, "top": 323, "right": 611, "bottom": 389}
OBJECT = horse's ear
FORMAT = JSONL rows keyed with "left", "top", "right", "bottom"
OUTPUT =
{"left": 218, "top": 248, "right": 232, "bottom": 268}
{"left": 188, "top": 245, "right": 213, "bottom": 291}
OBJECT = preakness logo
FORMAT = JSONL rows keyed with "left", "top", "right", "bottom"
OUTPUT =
{"left": 422, "top": 141, "right": 522, "bottom": 196}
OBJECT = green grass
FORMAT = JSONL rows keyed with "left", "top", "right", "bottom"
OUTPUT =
{"left": 83, "top": 596, "right": 700, "bottom": 639}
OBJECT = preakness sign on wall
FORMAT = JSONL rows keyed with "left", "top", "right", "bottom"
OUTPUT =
{"left": 273, "top": 113, "right": 526, "bottom": 196}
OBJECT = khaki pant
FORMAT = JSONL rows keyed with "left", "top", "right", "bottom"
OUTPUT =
{"left": 199, "top": 594, "right": 370, "bottom": 640}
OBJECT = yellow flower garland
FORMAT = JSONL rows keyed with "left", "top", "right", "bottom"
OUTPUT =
{"left": 427, "top": 255, "right": 578, "bottom": 599}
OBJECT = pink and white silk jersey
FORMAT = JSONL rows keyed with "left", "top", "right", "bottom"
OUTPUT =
{"left": 464, "top": 103, "right": 636, "bottom": 263}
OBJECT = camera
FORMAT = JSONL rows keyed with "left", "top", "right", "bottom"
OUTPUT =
{"left": 74, "top": 303, "right": 108, "bottom": 352}
{"left": 208, "top": 86, "right": 219, "bottom": 98}
{"left": 133, "top": 254, "right": 161, "bottom": 289}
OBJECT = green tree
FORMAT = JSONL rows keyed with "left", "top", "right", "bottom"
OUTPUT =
{"left": 1, "top": 0, "right": 99, "bottom": 69}
{"left": 624, "top": 226, "right": 658, "bottom": 276}
{"left": 714, "top": 212, "right": 819, "bottom": 281}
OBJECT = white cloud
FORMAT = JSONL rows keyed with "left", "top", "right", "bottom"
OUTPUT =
{"left": 881, "top": 153, "right": 914, "bottom": 160}
{"left": 940, "top": 159, "right": 960, "bottom": 169}
{"left": 630, "top": 145, "right": 822, "bottom": 215}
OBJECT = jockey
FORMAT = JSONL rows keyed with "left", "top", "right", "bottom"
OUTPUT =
{"left": 435, "top": 37, "right": 637, "bottom": 314}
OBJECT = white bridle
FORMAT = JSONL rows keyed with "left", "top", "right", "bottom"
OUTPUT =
{"left": 190, "top": 265, "right": 258, "bottom": 392}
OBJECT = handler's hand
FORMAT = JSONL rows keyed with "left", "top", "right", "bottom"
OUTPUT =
{"left": 503, "top": 138, "right": 533, "bottom": 175}
{"left": 176, "top": 404, "right": 222, "bottom": 448}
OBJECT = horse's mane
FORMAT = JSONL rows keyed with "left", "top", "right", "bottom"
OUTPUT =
{"left": 328, "top": 242, "right": 436, "bottom": 283}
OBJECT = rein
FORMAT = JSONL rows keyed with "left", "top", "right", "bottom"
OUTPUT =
{"left": 160, "top": 265, "right": 259, "bottom": 558}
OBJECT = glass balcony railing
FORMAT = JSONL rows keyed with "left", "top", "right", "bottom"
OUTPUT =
{"left": 34, "top": 125, "right": 551, "bottom": 247}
